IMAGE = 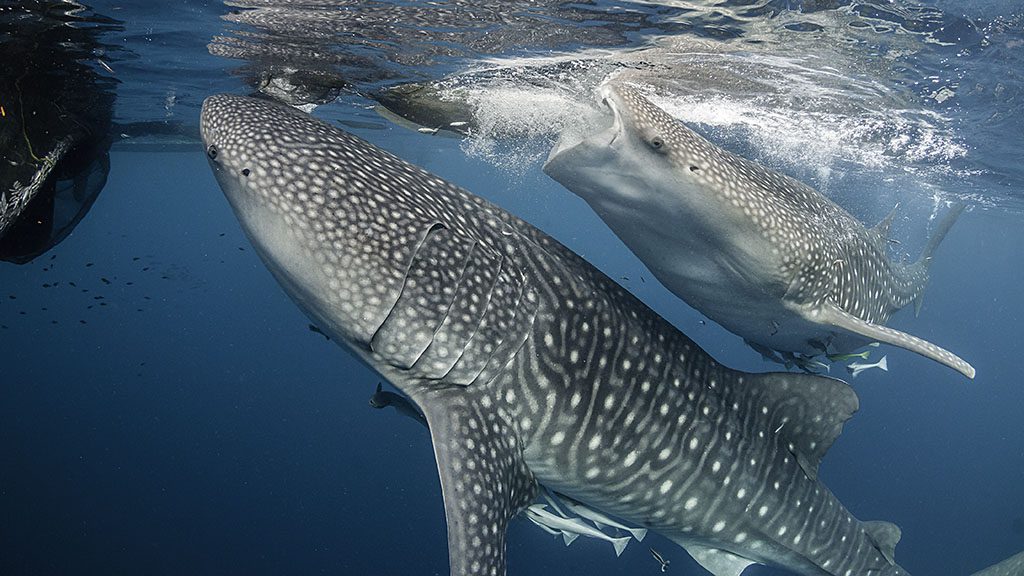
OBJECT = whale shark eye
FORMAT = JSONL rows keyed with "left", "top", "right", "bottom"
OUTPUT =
{"left": 648, "top": 136, "right": 666, "bottom": 152}
{"left": 207, "top": 145, "right": 218, "bottom": 160}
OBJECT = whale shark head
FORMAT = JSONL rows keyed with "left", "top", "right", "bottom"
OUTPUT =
{"left": 200, "top": 94, "right": 424, "bottom": 345}
{"left": 543, "top": 82, "right": 751, "bottom": 218}
{"left": 543, "top": 82, "right": 787, "bottom": 310}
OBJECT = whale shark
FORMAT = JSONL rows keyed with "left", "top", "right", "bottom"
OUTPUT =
{"left": 543, "top": 82, "right": 974, "bottom": 379}
{"left": 202, "top": 93, "right": 913, "bottom": 576}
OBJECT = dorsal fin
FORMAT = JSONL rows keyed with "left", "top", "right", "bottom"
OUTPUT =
{"left": 871, "top": 203, "right": 899, "bottom": 241}
{"left": 742, "top": 372, "right": 860, "bottom": 480}
{"left": 863, "top": 520, "right": 902, "bottom": 565}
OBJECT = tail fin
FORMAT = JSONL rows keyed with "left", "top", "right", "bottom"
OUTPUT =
{"left": 970, "top": 549, "right": 1024, "bottom": 575}
{"left": 628, "top": 527, "right": 648, "bottom": 542}
{"left": 611, "top": 536, "right": 630, "bottom": 557}
{"left": 917, "top": 203, "right": 965, "bottom": 268}
{"left": 877, "top": 355, "right": 888, "bottom": 372}
{"left": 913, "top": 202, "right": 964, "bottom": 315}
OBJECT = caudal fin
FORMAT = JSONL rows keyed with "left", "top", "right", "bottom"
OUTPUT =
{"left": 917, "top": 203, "right": 965, "bottom": 268}
{"left": 912, "top": 202, "right": 964, "bottom": 315}
{"left": 610, "top": 536, "right": 630, "bottom": 557}
{"left": 970, "top": 549, "right": 1024, "bottom": 575}
{"left": 877, "top": 355, "right": 888, "bottom": 372}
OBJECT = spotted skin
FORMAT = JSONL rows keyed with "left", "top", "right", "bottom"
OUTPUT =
{"left": 202, "top": 94, "right": 910, "bottom": 576}
{"left": 544, "top": 82, "right": 973, "bottom": 379}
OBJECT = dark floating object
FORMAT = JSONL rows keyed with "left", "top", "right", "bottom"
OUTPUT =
{"left": 86, "top": 262, "right": 94, "bottom": 267}
{"left": 100, "top": 277, "right": 111, "bottom": 284}
{"left": 0, "top": 2, "right": 121, "bottom": 265}
{"left": 79, "top": 319, "right": 86, "bottom": 324}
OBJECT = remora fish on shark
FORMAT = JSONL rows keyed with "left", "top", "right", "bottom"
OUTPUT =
{"left": 543, "top": 82, "right": 974, "bottom": 379}
{"left": 202, "top": 94, "right": 911, "bottom": 575}
{"left": 526, "top": 504, "right": 632, "bottom": 557}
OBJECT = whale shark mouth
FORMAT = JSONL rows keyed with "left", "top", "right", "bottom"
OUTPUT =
{"left": 543, "top": 83, "right": 622, "bottom": 168}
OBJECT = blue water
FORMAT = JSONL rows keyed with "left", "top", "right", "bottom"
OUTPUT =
{"left": 1, "top": 1, "right": 1023, "bottom": 575}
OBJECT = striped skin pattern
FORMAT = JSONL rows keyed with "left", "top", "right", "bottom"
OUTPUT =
{"left": 543, "top": 82, "right": 973, "bottom": 379}
{"left": 201, "top": 93, "right": 910, "bottom": 576}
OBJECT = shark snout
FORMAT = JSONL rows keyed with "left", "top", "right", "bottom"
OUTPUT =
{"left": 542, "top": 83, "right": 625, "bottom": 172}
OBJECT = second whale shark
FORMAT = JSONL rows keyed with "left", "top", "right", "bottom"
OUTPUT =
{"left": 544, "top": 82, "right": 974, "bottom": 379}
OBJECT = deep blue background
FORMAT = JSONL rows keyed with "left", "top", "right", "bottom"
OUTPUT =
{"left": 1, "top": 1, "right": 1023, "bottom": 575}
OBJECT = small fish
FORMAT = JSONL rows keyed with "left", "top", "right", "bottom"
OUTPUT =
{"left": 746, "top": 339, "right": 784, "bottom": 365}
{"left": 525, "top": 505, "right": 631, "bottom": 557}
{"left": 101, "top": 277, "right": 111, "bottom": 285}
{"left": 827, "top": 350, "right": 871, "bottom": 362}
{"left": 97, "top": 59, "right": 115, "bottom": 74}
{"left": 525, "top": 511, "right": 579, "bottom": 546}
{"left": 558, "top": 493, "right": 648, "bottom": 541}
{"left": 448, "top": 121, "right": 469, "bottom": 128}
{"left": 417, "top": 126, "right": 440, "bottom": 135}
{"left": 846, "top": 355, "right": 889, "bottom": 378}
{"left": 650, "top": 548, "right": 670, "bottom": 572}
{"left": 307, "top": 324, "right": 330, "bottom": 340}
{"left": 780, "top": 351, "right": 829, "bottom": 374}
{"left": 369, "top": 382, "right": 428, "bottom": 428}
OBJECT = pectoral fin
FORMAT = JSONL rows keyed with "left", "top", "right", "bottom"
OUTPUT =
{"left": 416, "top": 387, "right": 538, "bottom": 576}
{"left": 809, "top": 301, "right": 975, "bottom": 379}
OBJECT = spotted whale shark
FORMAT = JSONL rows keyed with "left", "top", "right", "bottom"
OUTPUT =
{"left": 544, "top": 82, "right": 974, "bottom": 379}
{"left": 202, "top": 93, "right": 912, "bottom": 576}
